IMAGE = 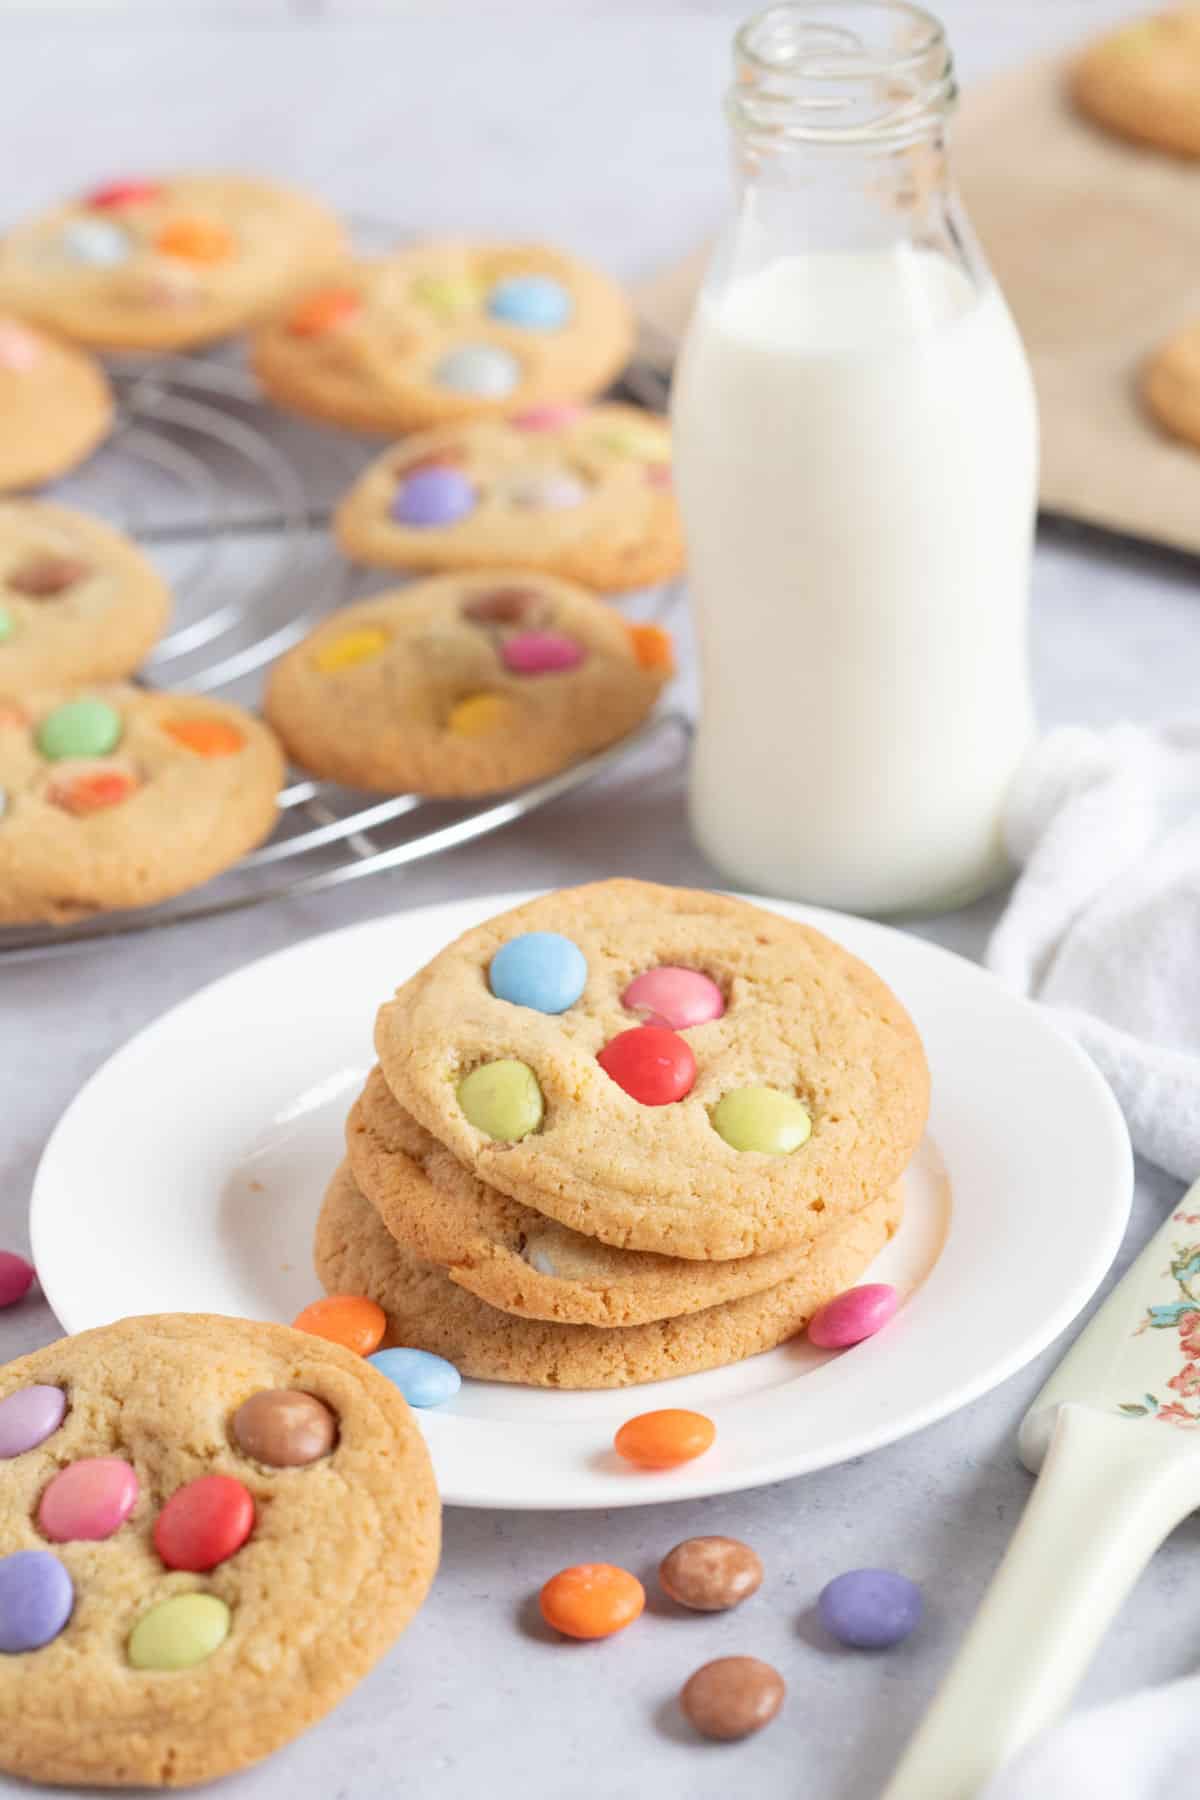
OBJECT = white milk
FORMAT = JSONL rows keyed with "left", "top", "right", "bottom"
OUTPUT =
{"left": 672, "top": 246, "right": 1038, "bottom": 914}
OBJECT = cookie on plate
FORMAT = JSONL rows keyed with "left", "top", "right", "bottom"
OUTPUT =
{"left": 0, "top": 1313, "right": 439, "bottom": 1787}
{"left": 317, "top": 1161, "right": 900, "bottom": 1389}
{"left": 0, "top": 317, "right": 112, "bottom": 492}
{"left": 1143, "top": 319, "right": 1200, "bottom": 446}
{"left": 263, "top": 572, "right": 673, "bottom": 797}
{"left": 0, "top": 500, "right": 170, "bottom": 695}
{"left": 333, "top": 404, "right": 681, "bottom": 593}
{"left": 374, "top": 881, "right": 930, "bottom": 1262}
{"left": 0, "top": 174, "right": 347, "bottom": 351}
{"left": 1071, "top": 9, "right": 1200, "bottom": 156}
{"left": 251, "top": 240, "right": 635, "bottom": 435}
{"left": 0, "top": 685, "right": 285, "bottom": 923}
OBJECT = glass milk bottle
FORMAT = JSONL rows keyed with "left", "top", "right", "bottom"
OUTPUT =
{"left": 672, "top": 1, "right": 1038, "bottom": 914}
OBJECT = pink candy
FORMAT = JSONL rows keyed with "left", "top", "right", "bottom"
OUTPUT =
{"left": 501, "top": 631, "right": 585, "bottom": 675}
{"left": 38, "top": 1457, "right": 138, "bottom": 1543}
{"left": 511, "top": 403, "right": 583, "bottom": 432}
{"left": 622, "top": 966, "right": 725, "bottom": 1030}
{"left": 807, "top": 1283, "right": 898, "bottom": 1350}
{"left": 0, "top": 1251, "right": 34, "bottom": 1309}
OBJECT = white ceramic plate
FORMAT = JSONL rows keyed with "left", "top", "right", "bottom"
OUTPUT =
{"left": 31, "top": 893, "right": 1133, "bottom": 1510}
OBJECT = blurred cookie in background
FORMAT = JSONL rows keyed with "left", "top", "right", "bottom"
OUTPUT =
{"left": 1071, "top": 9, "right": 1200, "bottom": 156}
{"left": 1144, "top": 318, "right": 1200, "bottom": 446}
{"left": 0, "top": 318, "right": 112, "bottom": 492}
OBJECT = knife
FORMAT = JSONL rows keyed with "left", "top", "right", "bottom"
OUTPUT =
{"left": 884, "top": 1179, "right": 1200, "bottom": 1799}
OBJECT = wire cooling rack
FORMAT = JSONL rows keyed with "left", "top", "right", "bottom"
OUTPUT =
{"left": 1, "top": 352, "right": 688, "bottom": 963}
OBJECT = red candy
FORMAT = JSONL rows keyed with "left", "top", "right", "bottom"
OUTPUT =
{"left": 153, "top": 1474, "right": 254, "bottom": 1572}
{"left": 597, "top": 1025, "right": 696, "bottom": 1106}
{"left": 0, "top": 1251, "right": 34, "bottom": 1309}
{"left": 86, "top": 180, "right": 162, "bottom": 210}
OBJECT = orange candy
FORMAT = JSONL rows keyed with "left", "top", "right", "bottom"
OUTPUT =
{"left": 48, "top": 766, "right": 138, "bottom": 817}
{"left": 626, "top": 623, "right": 675, "bottom": 675}
{"left": 163, "top": 717, "right": 245, "bottom": 758}
{"left": 287, "top": 288, "right": 361, "bottom": 337}
{"left": 292, "top": 1294, "right": 386, "bottom": 1357}
{"left": 613, "top": 1408, "right": 715, "bottom": 1470}
{"left": 539, "top": 1563, "right": 645, "bottom": 1640}
{"left": 155, "top": 217, "right": 236, "bottom": 265}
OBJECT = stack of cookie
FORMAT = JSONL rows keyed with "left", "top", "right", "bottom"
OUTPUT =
{"left": 315, "top": 880, "right": 929, "bottom": 1389}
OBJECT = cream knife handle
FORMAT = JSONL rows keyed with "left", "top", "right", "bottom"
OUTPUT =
{"left": 882, "top": 1402, "right": 1200, "bottom": 1800}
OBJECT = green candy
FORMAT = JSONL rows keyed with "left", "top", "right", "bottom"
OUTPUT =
{"left": 0, "top": 605, "right": 12, "bottom": 644}
{"left": 457, "top": 1058, "right": 543, "bottom": 1142}
{"left": 36, "top": 697, "right": 121, "bottom": 761}
{"left": 128, "top": 1593, "right": 230, "bottom": 1671}
{"left": 711, "top": 1085, "right": 812, "bottom": 1154}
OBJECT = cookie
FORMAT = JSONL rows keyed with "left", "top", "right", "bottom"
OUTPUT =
{"left": 375, "top": 881, "right": 929, "bottom": 1261}
{"left": 0, "top": 174, "right": 347, "bottom": 351}
{"left": 263, "top": 572, "right": 673, "bottom": 797}
{"left": 1144, "top": 319, "right": 1200, "bottom": 446}
{"left": 316, "top": 1162, "right": 901, "bottom": 1389}
{"left": 0, "top": 1313, "right": 439, "bottom": 1788}
{"left": 0, "top": 500, "right": 170, "bottom": 694}
{"left": 333, "top": 404, "right": 681, "bottom": 593}
{"left": 251, "top": 240, "right": 635, "bottom": 435}
{"left": 1071, "top": 10, "right": 1200, "bottom": 157}
{"left": 0, "top": 317, "right": 112, "bottom": 492}
{"left": 0, "top": 685, "right": 285, "bottom": 923}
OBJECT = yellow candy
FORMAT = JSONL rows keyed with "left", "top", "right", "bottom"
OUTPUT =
{"left": 314, "top": 628, "right": 388, "bottom": 674}
{"left": 411, "top": 274, "right": 482, "bottom": 320}
{"left": 447, "top": 693, "right": 515, "bottom": 737}
{"left": 592, "top": 427, "right": 666, "bottom": 460}
{"left": 128, "top": 1593, "right": 230, "bottom": 1671}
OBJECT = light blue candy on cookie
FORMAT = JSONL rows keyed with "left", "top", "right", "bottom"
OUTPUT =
{"left": 369, "top": 1347, "right": 461, "bottom": 1409}
{"left": 487, "top": 274, "right": 572, "bottom": 330}
{"left": 489, "top": 931, "right": 587, "bottom": 1014}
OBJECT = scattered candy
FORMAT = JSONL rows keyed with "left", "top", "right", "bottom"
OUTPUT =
{"left": 0, "top": 1550, "right": 73, "bottom": 1653}
{"left": 457, "top": 1059, "right": 544, "bottom": 1141}
{"left": 162, "top": 717, "right": 244, "bottom": 758}
{"left": 490, "top": 931, "right": 587, "bottom": 1014}
{"left": 500, "top": 630, "right": 585, "bottom": 675}
{"left": 7, "top": 555, "right": 89, "bottom": 597}
{"left": 314, "top": 627, "right": 389, "bottom": 674}
{"left": 808, "top": 1282, "right": 899, "bottom": 1350}
{"left": 511, "top": 403, "right": 583, "bottom": 431}
{"left": 86, "top": 179, "right": 162, "bottom": 209}
{"left": 36, "top": 697, "right": 122, "bottom": 761}
{"left": 154, "top": 1474, "right": 254, "bottom": 1572}
{"left": 487, "top": 274, "right": 572, "bottom": 329}
{"left": 391, "top": 466, "right": 476, "bottom": 528}
{"left": 287, "top": 287, "right": 361, "bottom": 336}
{"left": 818, "top": 1568, "right": 922, "bottom": 1649}
{"left": 508, "top": 472, "right": 587, "bottom": 511}
{"left": 155, "top": 217, "right": 235, "bottom": 264}
{"left": 680, "top": 1656, "right": 785, "bottom": 1741}
{"left": 231, "top": 1389, "right": 338, "bottom": 1467}
{"left": 461, "top": 586, "right": 546, "bottom": 627}
{"left": 47, "top": 764, "right": 138, "bottom": 817}
{"left": 434, "top": 344, "right": 520, "bottom": 396}
{"left": 38, "top": 1457, "right": 138, "bottom": 1543}
{"left": 60, "top": 218, "right": 130, "bottom": 267}
{"left": 368, "top": 1347, "right": 461, "bottom": 1408}
{"left": 710, "top": 1085, "right": 811, "bottom": 1154}
{"left": 0, "top": 1385, "right": 65, "bottom": 1458}
{"left": 0, "top": 1250, "right": 35, "bottom": 1308}
{"left": 446, "top": 693, "right": 516, "bottom": 737}
{"left": 625, "top": 622, "right": 675, "bottom": 673}
{"left": 659, "top": 1536, "right": 762, "bottom": 1611}
{"left": 0, "top": 323, "right": 39, "bottom": 372}
{"left": 0, "top": 607, "right": 11, "bottom": 643}
{"left": 292, "top": 1294, "right": 387, "bottom": 1357}
{"left": 597, "top": 1025, "right": 696, "bottom": 1106}
{"left": 613, "top": 1408, "right": 714, "bottom": 1469}
{"left": 622, "top": 966, "right": 723, "bottom": 1030}
{"left": 128, "top": 1593, "right": 230, "bottom": 1671}
{"left": 410, "top": 273, "right": 481, "bottom": 320}
{"left": 539, "top": 1563, "right": 644, "bottom": 1640}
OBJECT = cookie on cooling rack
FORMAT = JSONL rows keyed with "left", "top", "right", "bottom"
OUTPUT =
{"left": 333, "top": 403, "right": 681, "bottom": 593}
{"left": 262, "top": 572, "right": 674, "bottom": 798}
{"left": 0, "top": 317, "right": 112, "bottom": 493}
{"left": 250, "top": 240, "right": 635, "bottom": 435}
{"left": 0, "top": 174, "right": 347, "bottom": 351}
{"left": 1071, "top": 10, "right": 1200, "bottom": 157}
{"left": 0, "top": 686, "right": 284, "bottom": 924}
{"left": 0, "top": 1313, "right": 439, "bottom": 1787}
{"left": 1143, "top": 318, "right": 1200, "bottom": 447}
{"left": 0, "top": 500, "right": 170, "bottom": 697}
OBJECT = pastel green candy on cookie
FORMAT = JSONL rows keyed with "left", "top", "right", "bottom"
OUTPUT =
{"left": 457, "top": 1059, "right": 543, "bottom": 1141}
{"left": 711, "top": 1085, "right": 811, "bottom": 1154}
{"left": 0, "top": 605, "right": 12, "bottom": 643}
{"left": 128, "top": 1592, "right": 231, "bottom": 1671}
{"left": 36, "top": 697, "right": 122, "bottom": 761}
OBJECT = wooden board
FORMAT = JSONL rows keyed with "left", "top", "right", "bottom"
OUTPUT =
{"left": 632, "top": 54, "right": 1200, "bottom": 556}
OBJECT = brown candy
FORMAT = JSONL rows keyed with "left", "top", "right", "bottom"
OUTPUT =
{"left": 680, "top": 1656, "right": 785, "bottom": 1742}
{"left": 659, "top": 1536, "right": 763, "bottom": 1612}
{"left": 231, "top": 1389, "right": 337, "bottom": 1468}
{"left": 461, "top": 587, "right": 548, "bottom": 628}
{"left": 8, "top": 555, "right": 90, "bottom": 597}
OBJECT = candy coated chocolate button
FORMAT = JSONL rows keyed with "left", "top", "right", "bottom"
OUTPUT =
{"left": 461, "top": 587, "right": 546, "bottom": 627}
{"left": 626, "top": 622, "right": 674, "bottom": 673}
{"left": 0, "top": 1551, "right": 73, "bottom": 1653}
{"left": 490, "top": 931, "right": 587, "bottom": 1014}
{"left": 808, "top": 1282, "right": 898, "bottom": 1349}
{"left": 0, "top": 323, "right": 39, "bottom": 371}
{"left": 314, "top": 628, "right": 389, "bottom": 674}
{"left": 446, "top": 693, "right": 516, "bottom": 737}
{"left": 60, "top": 218, "right": 130, "bottom": 266}
{"left": 512, "top": 403, "right": 583, "bottom": 431}
{"left": 86, "top": 179, "right": 162, "bottom": 209}
{"left": 487, "top": 274, "right": 572, "bottom": 329}
{"left": 622, "top": 967, "right": 724, "bottom": 1030}
{"left": 163, "top": 717, "right": 244, "bottom": 757}
{"left": 614, "top": 1408, "right": 714, "bottom": 1468}
{"left": 818, "top": 1568, "right": 922, "bottom": 1649}
{"left": 369, "top": 1347, "right": 461, "bottom": 1408}
{"left": 710, "top": 1085, "right": 811, "bottom": 1153}
{"left": 508, "top": 472, "right": 587, "bottom": 511}
{"left": 597, "top": 1026, "right": 696, "bottom": 1106}
{"left": 0, "top": 1385, "right": 65, "bottom": 1459}
{"left": 457, "top": 1059, "right": 543, "bottom": 1141}
{"left": 38, "top": 1457, "right": 138, "bottom": 1542}
{"left": 660, "top": 1537, "right": 763, "bottom": 1611}
{"left": 292, "top": 1295, "right": 386, "bottom": 1356}
{"left": 680, "top": 1657, "right": 785, "bottom": 1741}
{"left": 47, "top": 764, "right": 138, "bottom": 817}
{"left": 36, "top": 698, "right": 121, "bottom": 761}
{"left": 128, "top": 1593, "right": 230, "bottom": 1671}
{"left": 0, "top": 607, "right": 11, "bottom": 644}
{"left": 434, "top": 344, "right": 519, "bottom": 396}
{"left": 287, "top": 288, "right": 360, "bottom": 336}
{"left": 411, "top": 273, "right": 481, "bottom": 320}
{"left": 391, "top": 466, "right": 476, "bottom": 527}
{"left": 231, "top": 1389, "right": 337, "bottom": 1468}
{"left": 0, "top": 1250, "right": 34, "bottom": 1308}
{"left": 155, "top": 217, "right": 235, "bottom": 264}
{"left": 540, "top": 1564, "right": 644, "bottom": 1639}
{"left": 501, "top": 631, "right": 585, "bottom": 675}
{"left": 154, "top": 1474, "right": 254, "bottom": 1572}
{"left": 8, "top": 555, "right": 89, "bottom": 597}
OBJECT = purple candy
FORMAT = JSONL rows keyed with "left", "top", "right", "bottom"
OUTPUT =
{"left": 391, "top": 466, "right": 476, "bottom": 528}
{"left": 0, "top": 1251, "right": 34, "bottom": 1309}
{"left": 818, "top": 1569, "right": 922, "bottom": 1650}
{"left": 0, "top": 1385, "right": 66, "bottom": 1459}
{"left": 0, "top": 1550, "right": 73, "bottom": 1653}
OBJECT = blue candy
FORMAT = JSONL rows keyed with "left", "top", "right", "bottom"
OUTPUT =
{"left": 487, "top": 275, "right": 572, "bottom": 330}
{"left": 818, "top": 1568, "right": 922, "bottom": 1650}
{"left": 369, "top": 1347, "right": 461, "bottom": 1409}
{"left": 489, "top": 931, "right": 587, "bottom": 1014}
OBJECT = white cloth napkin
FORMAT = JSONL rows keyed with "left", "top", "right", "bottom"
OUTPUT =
{"left": 979, "top": 1672, "right": 1200, "bottom": 1800}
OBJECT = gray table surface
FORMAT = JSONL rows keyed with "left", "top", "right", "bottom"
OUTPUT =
{"left": 3, "top": 5, "right": 1196, "bottom": 1797}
